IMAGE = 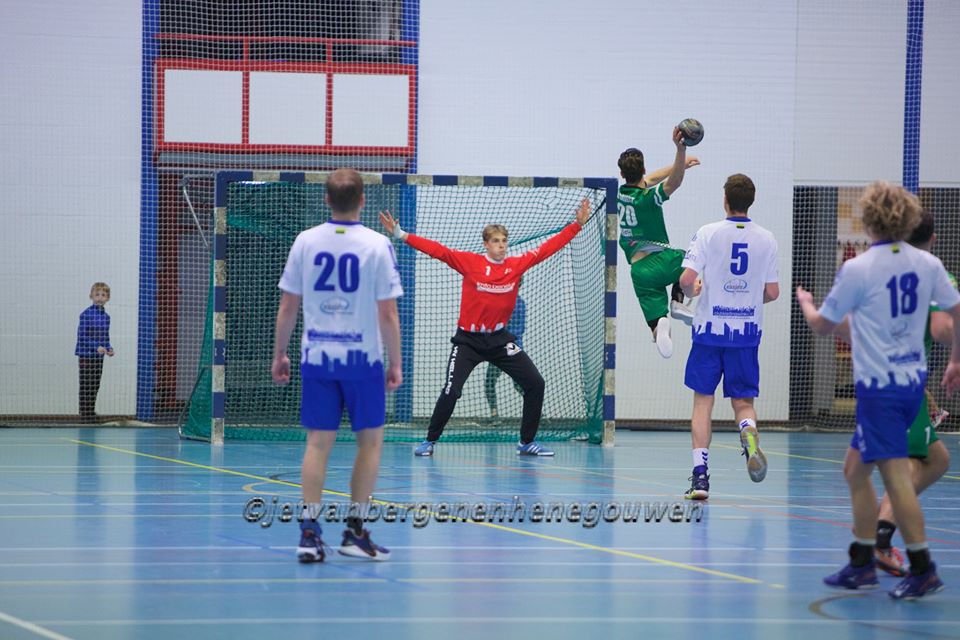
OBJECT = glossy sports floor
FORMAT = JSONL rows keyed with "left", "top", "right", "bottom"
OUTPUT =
{"left": 0, "top": 427, "right": 957, "bottom": 640}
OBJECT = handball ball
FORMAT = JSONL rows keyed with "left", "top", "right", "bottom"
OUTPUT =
{"left": 678, "top": 118, "right": 704, "bottom": 147}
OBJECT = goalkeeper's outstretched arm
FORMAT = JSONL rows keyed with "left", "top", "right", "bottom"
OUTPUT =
{"left": 378, "top": 209, "right": 470, "bottom": 274}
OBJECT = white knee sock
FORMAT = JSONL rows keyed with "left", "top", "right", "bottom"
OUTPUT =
{"left": 692, "top": 448, "right": 709, "bottom": 469}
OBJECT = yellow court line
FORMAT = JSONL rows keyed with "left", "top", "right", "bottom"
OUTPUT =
{"left": 712, "top": 442, "right": 842, "bottom": 465}
{"left": 712, "top": 442, "right": 960, "bottom": 480}
{"left": 68, "top": 439, "right": 764, "bottom": 586}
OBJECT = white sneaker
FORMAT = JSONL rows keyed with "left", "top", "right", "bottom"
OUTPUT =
{"left": 670, "top": 300, "right": 695, "bottom": 326}
{"left": 654, "top": 316, "right": 672, "bottom": 358}
{"left": 931, "top": 408, "right": 949, "bottom": 429}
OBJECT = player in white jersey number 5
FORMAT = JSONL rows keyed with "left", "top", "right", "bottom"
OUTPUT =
{"left": 678, "top": 174, "right": 779, "bottom": 500}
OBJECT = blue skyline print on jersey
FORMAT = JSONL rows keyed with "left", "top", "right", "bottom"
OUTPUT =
{"left": 693, "top": 320, "right": 762, "bottom": 346}
{"left": 301, "top": 350, "right": 384, "bottom": 380}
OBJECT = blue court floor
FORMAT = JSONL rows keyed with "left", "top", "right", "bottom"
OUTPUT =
{"left": 0, "top": 427, "right": 957, "bottom": 640}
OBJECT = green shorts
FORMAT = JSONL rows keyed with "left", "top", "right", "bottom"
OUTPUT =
{"left": 907, "top": 393, "right": 939, "bottom": 459}
{"left": 624, "top": 246, "right": 684, "bottom": 325}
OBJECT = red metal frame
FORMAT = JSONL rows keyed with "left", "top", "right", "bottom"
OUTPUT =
{"left": 155, "top": 34, "right": 417, "bottom": 157}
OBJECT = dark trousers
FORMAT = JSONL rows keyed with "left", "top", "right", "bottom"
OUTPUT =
{"left": 427, "top": 329, "right": 545, "bottom": 444}
{"left": 484, "top": 364, "right": 523, "bottom": 412}
{"left": 78, "top": 357, "right": 104, "bottom": 422}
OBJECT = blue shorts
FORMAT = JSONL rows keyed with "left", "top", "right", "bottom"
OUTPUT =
{"left": 684, "top": 343, "right": 759, "bottom": 398}
{"left": 300, "top": 371, "right": 386, "bottom": 431}
{"left": 852, "top": 390, "right": 923, "bottom": 463}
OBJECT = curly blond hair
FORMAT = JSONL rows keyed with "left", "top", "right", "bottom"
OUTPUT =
{"left": 859, "top": 181, "right": 922, "bottom": 242}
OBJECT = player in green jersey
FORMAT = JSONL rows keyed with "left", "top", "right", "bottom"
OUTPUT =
{"left": 618, "top": 127, "right": 700, "bottom": 358}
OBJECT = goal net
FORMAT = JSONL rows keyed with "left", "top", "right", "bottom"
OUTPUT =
{"left": 179, "top": 172, "right": 614, "bottom": 443}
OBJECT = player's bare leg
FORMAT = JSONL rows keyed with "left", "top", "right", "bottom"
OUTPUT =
{"left": 297, "top": 429, "right": 336, "bottom": 563}
{"left": 875, "top": 441, "right": 950, "bottom": 575}
{"left": 339, "top": 427, "right": 390, "bottom": 561}
{"left": 877, "top": 457, "right": 943, "bottom": 599}
{"left": 732, "top": 397, "right": 766, "bottom": 482}
{"left": 685, "top": 393, "right": 714, "bottom": 500}
{"left": 823, "top": 448, "right": 880, "bottom": 590}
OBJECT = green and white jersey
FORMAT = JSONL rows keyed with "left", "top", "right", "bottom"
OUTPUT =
{"left": 926, "top": 271, "right": 958, "bottom": 351}
{"left": 617, "top": 183, "right": 672, "bottom": 261}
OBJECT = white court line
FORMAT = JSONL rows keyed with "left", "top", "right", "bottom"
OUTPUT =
{"left": 0, "top": 610, "right": 73, "bottom": 640}
{"left": 2, "top": 502, "right": 958, "bottom": 512}
{"left": 28, "top": 616, "right": 960, "bottom": 627}
{"left": 0, "top": 544, "right": 959, "bottom": 553}
{"left": 0, "top": 492, "right": 245, "bottom": 496}
{"left": 1, "top": 560, "right": 958, "bottom": 569}
{"left": 7, "top": 502, "right": 959, "bottom": 511}
{"left": 0, "top": 514, "right": 234, "bottom": 519}
{"left": 0, "top": 502, "right": 243, "bottom": 507}
{"left": 0, "top": 577, "right": 721, "bottom": 586}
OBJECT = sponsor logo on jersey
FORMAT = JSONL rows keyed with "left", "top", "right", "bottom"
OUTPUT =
{"left": 476, "top": 282, "right": 516, "bottom": 294}
{"left": 887, "top": 350, "right": 921, "bottom": 365}
{"left": 307, "top": 330, "right": 362, "bottom": 343}
{"left": 319, "top": 296, "right": 352, "bottom": 315}
{"left": 723, "top": 278, "right": 749, "bottom": 293}
{"left": 712, "top": 305, "right": 756, "bottom": 318}
{"left": 890, "top": 321, "right": 909, "bottom": 339}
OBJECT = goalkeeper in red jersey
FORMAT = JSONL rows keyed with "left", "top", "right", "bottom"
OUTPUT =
{"left": 379, "top": 198, "right": 591, "bottom": 457}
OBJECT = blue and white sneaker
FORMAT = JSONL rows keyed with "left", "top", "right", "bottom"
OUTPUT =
{"left": 339, "top": 529, "right": 391, "bottom": 561}
{"left": 684, "top": 469, "right": 710, "bottom": 501}
{"left": 517, "top": 441, "right": 554, "bottom": 456}
{"left": 823, "top": 562, "right": 879, "bottom": 590}
{"left": 414, "top": 440, "right": 435, "bottom": 457}
{"left": 297, "top": 522, "right": 326, "bottom": 564}
{"left": 889, "top": 564, "right": 944, "bottom": 600}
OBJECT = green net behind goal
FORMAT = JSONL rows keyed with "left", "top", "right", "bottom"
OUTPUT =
{"left": 180, "top": 173, "right": 613, "bottom": 443}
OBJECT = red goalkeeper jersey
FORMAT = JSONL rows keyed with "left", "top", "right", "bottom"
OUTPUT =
{"left": 405, "top": 221, "right": 582, "bottom": 333}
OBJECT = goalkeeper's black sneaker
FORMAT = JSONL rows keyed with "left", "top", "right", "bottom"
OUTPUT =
{"left": 684, "top": 468, "right": 710, "bottom": 501}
